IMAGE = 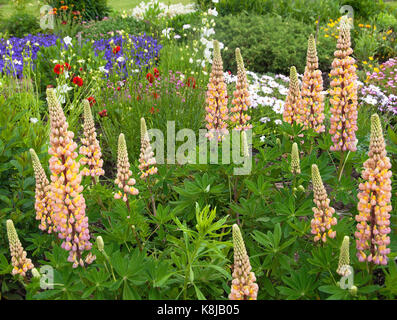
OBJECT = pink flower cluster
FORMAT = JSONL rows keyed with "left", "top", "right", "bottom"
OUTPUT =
{"left": 230, "top": 48, "right": 252, "bottom": 131}
{"left": 205, "top": 40, "right": 229, "bottom": 141}
{"left": 310, "top": 164, "right": 337, "bottom": 242}
{"left": 46, "top": 88, "right": 95, "bottom": 268}
{"left": 300, "top": 34, "right": 325, "bottom": 133}
{"left": 329, "top": 17, "right": 358, "bottom": 152}
{"left": 30, "top": 148, "right": 55, "bottom": 233}
{"left": 355, "top": 114, "right": 392, "bottom": 265}
{"left": 114, "top": 133, "right": 139, "bottom": 201}
{"left": 79, "top": 99, "right": 105, "bottom": 178}
{"left": 229, "top": 224, "right": 258, "bottom": 300}
{"left": 138, "top": 118, "right": 158, "bottom": 179}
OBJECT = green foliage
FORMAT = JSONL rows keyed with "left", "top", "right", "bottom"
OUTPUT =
{"left": 0, "top": 12, "right": 40, "bottom": 37}
{"left": 46, "top": 0, "right": 111, "bottom": 21}
{"left": 215, "top": 14, "right": 335, "bottom": 74}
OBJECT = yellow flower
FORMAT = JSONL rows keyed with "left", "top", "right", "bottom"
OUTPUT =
{"left": 382, "top": 36, "right": 386, "bottom": 40}
{"left": 374, "top": 67, "right": 380, "bottom": 73}
{"left": 325, "top": 34, "right": 329, "bottom": 38}
{"left": 369, "top": 56, "right": 374, "bottom": 61}
{"left": 363, "top": 61, "right": 367, "bottom": 65}
{"left": 366, "top": 24, "right": 371, "bottom": 28}
{"left": 358, "top": 24, "right": 364, "bottom": 28}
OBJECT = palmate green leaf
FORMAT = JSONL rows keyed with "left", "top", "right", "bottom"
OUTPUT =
{"left": 318, "top": 285, "right": 350, "bottom": 300}
{"left": 123, "top": 281, "right": 141, "bottom": 300}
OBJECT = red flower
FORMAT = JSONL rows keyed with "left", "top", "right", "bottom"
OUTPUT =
{"left": 53, "top": 64, "right": 64, "bottom": 75}
{"left": 149, "top": 107, "right": 159, "bottom": 114}
{"left": 87, "top": 96, "right": 96, "bottom": 106}
{"left": 153, "top": 68, "right": 160, "bottom": 78}
{"left": 98, "top": 109, "right": 108, "bottom": 117}
{"left": 227, "top": 70, "right": 232, "bottom": 75}
{"left": 186, "top": 76, "right": 196, "bottom": 89}
{"left": 61, "top": 20, "right": 67, "bottom": 25}
{"left": 72, "top": 76, "right": 83, "bottom": 87}
{"left": 146, "top": 72, "right": 154, "bottom": 83}
{"left": 79, "top": 67, "right": 83, "bottom": 72}
{"left": 152, "top": 92, "right": 159, "bottom": 99}
{"left": 112, "top": 46, "right": 121, "bottom": 54}
{"left": 137, "top": 95, "right": 142, "bottom": 101}
{"left": 64, "top": 62, "right": 71, "bottom": 70}
{"left": 117, "top": 86, "right": 121, "bottom": 91}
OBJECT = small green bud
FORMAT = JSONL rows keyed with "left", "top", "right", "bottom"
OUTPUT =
{"left": 298, "top": 185, "right": 305, "bottom": 192}
{"left": 96, "top": 236, "right": 104, "bottom": 252}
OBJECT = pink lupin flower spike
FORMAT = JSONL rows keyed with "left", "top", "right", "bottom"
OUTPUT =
{"left": 355, "top": 114, "right": 392, "bottom": 265}
{"left": 46, "top": 88, "right": 95, "bottom": 268}
{"left": 138, "top": 118, "right": 158, "bottom": 180}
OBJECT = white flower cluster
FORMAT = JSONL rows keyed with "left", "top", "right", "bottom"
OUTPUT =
{"left": 130, "top": 0, "right": 196, "bottom": 20}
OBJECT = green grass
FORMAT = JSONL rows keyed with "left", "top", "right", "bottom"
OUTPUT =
{"left": 387, "top": 1, "right": 397, "bottom": 9}
{"left": 0, "top": 0, "right": 193, "bottom": 17}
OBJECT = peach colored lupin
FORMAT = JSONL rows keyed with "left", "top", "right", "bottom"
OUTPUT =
{"left": 205, "top": 40, "right": 229, "bottom": 141}
{"left": 6, "top": 220, "right": 34, "bottom": 277}
{"left": 229, "top": 224, "right": 258, "bottom": 300}
{"left": 355, "top": 114, "right": 392, "bottom": 265}
{"left": 329, "top": 17, "right": 358, "bottom": 152}
{"left": 283, "top": 66, "right": 302, "bottom": 125}
{"left": 230, "top": 48, "right": 251, "bottom": 131}
{"left": 299, "top": 35, "right": 325, "bottom": 133}
{"left": 310, "top": 164, "right": 337, "bottom": 242}
{"left": 114, "top": 133, "right": 139, "bottom": 201}
{"left": 46, "top": 88, "right": 96, "bottom": 268}
{"left": 30, "top": 148, "right": 55, "bottom": 233}
{"left": 138, "top": 118, "right": 158, "bottom": 179}
{"left": 79, "top": 99, "right": 105, "bottom": 178}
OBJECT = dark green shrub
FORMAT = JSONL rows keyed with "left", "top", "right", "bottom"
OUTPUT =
{"left": 79, "top": 16, "right": 148, "bottom": 40}
{"left": 46, "top": 0, "right": 110, "bottom": 21}
{"left": 215, "top": 14, "right": 335, "bottom": 75}
{"left": 0, "top": 12, "right": 40, "bottom": 37}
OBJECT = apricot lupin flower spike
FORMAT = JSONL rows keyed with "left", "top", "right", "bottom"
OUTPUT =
{"left": 79, "top": 99, "right": 105, "bottom": 178}
{"left": 30, "top": 148, "right": 55, "bottom": 233}
{"left": 229, "top": 224, "right": 258, "bottom": 300}
{"left": 291, "top": 143, "right": 301, "bottom": 175}
{"left": 230, "top": 48, "right": 251, "bottom": 131}
{"left": 6, "top": 220, "right": 34, "bottom": 277}
{"left": 205, "top": 40, "right": 229, "bottom": 141}
{"left": 337, "top": 236, "right": 351, "bottom": 276}
{"left": 329, "top": 16, "right": 358, "bottom": 152}
{"left": 114, "top": 133, "right": 139, "bottom": 202}
{"left": 283, "top": 66, "right": 302, "bottom": 125}
{"left": 310, "top": 164, "right": 337, "bottom": 242}
{"left": 355, "top": 114, "right": 392, "bottom": 265}
{"left": 138, "top": 117, "right": 158, "bottom": 179}
{"left": 46, "top": 88, "right": 95, "bottom": 268}
{"left": 300, "top": 35, "right": 325, "bottom": 133}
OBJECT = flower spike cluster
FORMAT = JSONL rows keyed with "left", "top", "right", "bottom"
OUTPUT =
{"left": 47, "top": 88, "right": 96, "bottom": 268}
{"left": 79, "top": 99, "right": 105, "bottom": 178}
{"left": 230, "top": 48, "right": 252, "bottom": 131}
{"left": 329, "top": 16, "right": 358, "bottom": 152}
{"left": 138, "top": 118, "right": 158, "bottom": 179}
{"left": 310, "top": 164, "right": 337, "bottom": 242}
{"left": 7, "top": 220, "right": 34, "bottom": 277}
{"left": 283, "top": 66, "right": 302, "bottom": 125}
{"left": 291, "top": 142, "right": 301, "bottom": 175}
{"left": 30, "top": 148, "right": 55, "bottom": 233}
{"left": 337, "top": 236, "right": 351, "bottom": 277}
{"left": 205, "top": 40, "right": 229, "bottom": 141}
{"left": 229, "top": 224, "right": 258, "bottom": 300}
{"left": 355, "top": 114, "right": 392, "bottom": 265}
{"left": 300, "top": 35, "right": 325, "bottom": 133}
{"left": 114, "top": 133, "right": 139, "bottom": 201}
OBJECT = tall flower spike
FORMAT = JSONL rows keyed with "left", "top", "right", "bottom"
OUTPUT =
{"left": 79, "top": 99, "right": 105, "bottom": 178}
{"left": 229, "top": 224, "right": 258, "bottom": 300}
{"left": 337, "top": 236, "right": 351, "bottom": 276}
{"left": 310, "top": 164, "right": 337, "bottom": 242}
{"left": 283, "top": 66, "right": 302, "bottom": 125}
{"left": 291, "top": 142, "right": 301, "bottom": 174}
{"left": 138, "top": 118, "right": 158, "bottom": 179}
{"left": 230, "top": 48, "right": 252, "bottom": 131}
{"left": 355, "top": 114, "right": 392, "bottom": 265}
{"left": 299, "top": 35, "right": 325, "bottom": 133}
{"left": 205, "top": 40, "right": 229, "bottom": 141}
{"left": 6, "top": 220, "right": 34, "bottom": 277}
{"left": 46, "top": 88, "right": 96, "bottom": 268}
{"left": 114, "top": 133, "right": 139, "bottom": 201}
{"left": 329, "top": 16, "right": 358, "bottom": 152}
{"left": 30, "top": 148, "right": 55, "bottom": 233}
